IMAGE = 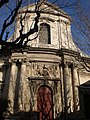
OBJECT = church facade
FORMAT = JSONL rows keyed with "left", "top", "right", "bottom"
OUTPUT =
{"left": 0, "top": 1, "right": 90, "bottom": 120}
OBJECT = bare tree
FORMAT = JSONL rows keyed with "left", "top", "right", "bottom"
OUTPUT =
{"left": 56, "top": 0, "right": 90, "bottom": 71}
{"left": 0, "top": 0, "right": 42, "bottom": 50}
{"left": 70, "top": 0, "right": 90, "bottom": 71}
{"left": 0, "top": 0, "right": 90, "bottom": 71}
{"left": 0, "top": 0, "right": 9, "bottom": 8}
{"left": 71, "top": 0, "right": 90, "bottom": 55}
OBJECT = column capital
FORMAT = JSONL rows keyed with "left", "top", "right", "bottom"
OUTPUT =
{"left": 10, "top": 58, "right": 27, "bottom": 64}
{"left": 10, "top": 59, "right": 17, "bottom": 64}
{"left": 67, "top": 62, "right": 78, "bottom": 69}
{"left": 60, "top": 61, "right": 69, "bottom": 68}
{"left": 72, "top": 63, "right": 78, "bottom": 69}
{"left": 63, "top": 61, "right": 71, "bottom": 68}
{"left": 21, "top": 58, "right": 27, "bottom": 64}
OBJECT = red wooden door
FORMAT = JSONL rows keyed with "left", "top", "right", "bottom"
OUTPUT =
{"left": 37, "top": 86, "right": 53, "bottom": 120}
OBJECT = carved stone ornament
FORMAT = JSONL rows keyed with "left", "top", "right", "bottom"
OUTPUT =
{"left": 31, "top": 63, "right": 60, "bottom": 79}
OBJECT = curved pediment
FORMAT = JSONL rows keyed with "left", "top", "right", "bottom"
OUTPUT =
{"left": 20, "top": 1, "right": 71, "bottom": 22}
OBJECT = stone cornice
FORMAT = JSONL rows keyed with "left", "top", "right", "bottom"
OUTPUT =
{"left": 11, "top": 46, "right": 58, "bottom": 55}
{"left": 27, "top": 47, "right": 57, "bottom": 54}
{"left": 80, "top": 56, "right": 90, "bottom": 63}
{"left": 28, "top": 76, "right": 61, "bottom": 81}
{"left": 57, "top": 48, "right": 80, "bottom": 57}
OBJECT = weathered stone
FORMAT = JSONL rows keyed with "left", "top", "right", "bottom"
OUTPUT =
{"left": 0, "top": 1, "right": 90, "bottom": 120}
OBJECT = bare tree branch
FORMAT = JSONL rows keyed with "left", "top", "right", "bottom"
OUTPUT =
{"left": 0, "top": 0, "right": 9, "bottom": 8}
{"left": 0, "top": 0, "right": 41, "bottom": 50}
{"left": 0, "top": 0, "right": 22, "bottom": 41}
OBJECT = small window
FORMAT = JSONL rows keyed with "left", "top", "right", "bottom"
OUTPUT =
{"left": 39, "top": 23, "right": 51, "bottom": 44}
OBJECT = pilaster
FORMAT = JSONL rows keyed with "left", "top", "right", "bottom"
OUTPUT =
{"left": 72, "top": 64, "right": 79, "bottom": 111}
{"left": 18, "top": 59, "right": 30, "bottom": 112}
{"left": 7, "top": 59, "right": 18, "bottom": 114}
{"left": 62, "top": 62, "right": 71, "bottom": 114}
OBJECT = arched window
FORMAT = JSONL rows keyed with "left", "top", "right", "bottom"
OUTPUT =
{"left": 39, "top": 23, "right": 51, "bottom": 44}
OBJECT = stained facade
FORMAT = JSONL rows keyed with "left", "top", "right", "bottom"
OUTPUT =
{"left": 0, "top": 1, "right": 90, "bottom": 120}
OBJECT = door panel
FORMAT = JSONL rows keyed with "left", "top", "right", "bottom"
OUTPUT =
{"left": 37, "top": 86, "right": 53, "bottom": 120}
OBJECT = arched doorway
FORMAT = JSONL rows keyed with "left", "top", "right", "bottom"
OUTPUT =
{"left": 37, "top": 85, "right": 53, "bottom": 120}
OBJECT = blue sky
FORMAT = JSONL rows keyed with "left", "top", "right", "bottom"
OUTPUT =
{"left": 0, "top": 0, "right": 90, "bottom": 55}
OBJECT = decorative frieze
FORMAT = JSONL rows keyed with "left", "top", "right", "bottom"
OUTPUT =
{"left": 29, "top": 62, "right": 60, "bottom": 79}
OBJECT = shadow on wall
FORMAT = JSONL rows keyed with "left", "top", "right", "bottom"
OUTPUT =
{"left": 0, "top": 99, "right": 39, "bottom": 120}
{"left": 0, "top": 109, "right": 86, "bottom": 120}
{"left": 0, "top": 98, "right": 10, "bottom": 120}
{"left": 55, "top": 111, "right": 85, "bottom": 120}
{"left": 4, "top": 111, "right": 39, "bottom": 120}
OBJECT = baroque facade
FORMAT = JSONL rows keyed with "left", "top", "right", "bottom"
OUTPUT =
{"left": 0, "top": 1, "right": 90, "bottom": 120}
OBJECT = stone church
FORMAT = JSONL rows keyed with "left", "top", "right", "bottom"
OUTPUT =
{"left": 0, "top": 0, "right": 90, "bottom": 120}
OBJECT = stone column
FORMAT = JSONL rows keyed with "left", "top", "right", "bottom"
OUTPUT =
{"left": 60, "top": 65, "right": 64, "bottom": 114}
{"left": 8, "top": 60, "right": 17, "bottom": 114}
{"left": 63, "top": 62, "right": 71, "bottom": 114}
{"left": 3, "top": 64, "right": 10, "bottom": 98}
{"left": 72, "top": 64, "right": 79, "bottom": 111}
{"left": 18, "top": 59, "right": 30, "bottom": 112}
